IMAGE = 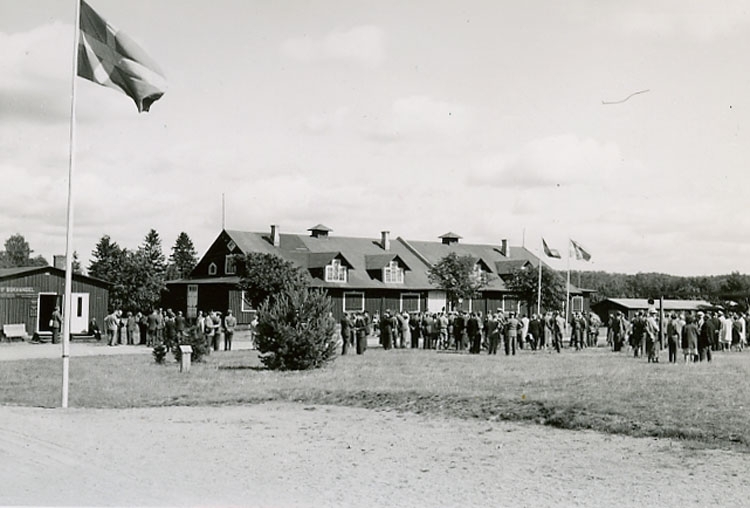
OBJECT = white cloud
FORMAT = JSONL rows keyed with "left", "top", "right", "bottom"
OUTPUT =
{"left": 281, "top": 25, "right": 386, "bottom": 67}
{"left": 590, "top": 0, "right": 750, "bottom": 40}
{"left": 469, "top": 134, "right": 624, "bottom": 188}
{"left": 368, "top": 95, "right": 470, "bottom": 141}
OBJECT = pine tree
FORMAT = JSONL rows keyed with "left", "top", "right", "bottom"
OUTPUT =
{"left": 0, "top": 234, "right": 48, "bottom": 268}
{"left": 140, "top": 229, "right": 166, "bottom": 275}
{"left": 167, "top": 232, "right": 198, "bottom": 279}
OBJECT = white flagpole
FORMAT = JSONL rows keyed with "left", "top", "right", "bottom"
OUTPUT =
{"left": 62, "top": 0, "right": 82, "bottom": 409}
{"left": 536, "top": 237, "right": 542, "bottom": 316}
{"left": 565, "top": 238, "right": 571, "bottom": 337}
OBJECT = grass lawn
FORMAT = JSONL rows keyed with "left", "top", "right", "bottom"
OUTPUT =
{"left": 2, "top": 347, "right": 749, "bottom": 450}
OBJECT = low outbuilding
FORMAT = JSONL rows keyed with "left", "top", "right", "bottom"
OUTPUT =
{"left": 0, "top": 266, "right": 110, "bottom": 341}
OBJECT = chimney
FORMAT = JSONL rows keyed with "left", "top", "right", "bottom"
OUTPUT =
{"left": 270, "top": 224, "right": 280, "bottom": 247}
{"left": 500, "top": 239, "right": 509, "bottom": 257}
{"left": 381, "top": 231, "right": 390, "bottom": 251}
{"left": 53, "top": 255, "right": 66, "bottom": 270}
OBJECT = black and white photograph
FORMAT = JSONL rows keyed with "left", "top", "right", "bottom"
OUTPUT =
{"left": 1, "top": 1, "right": 749, "bottom": 506}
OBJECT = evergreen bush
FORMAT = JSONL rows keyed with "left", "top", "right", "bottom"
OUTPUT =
{"left": 152, "top": 344, "right": 167, "bottom": 364}
{"left": 255, "top": 288, "right": 337, "bottom": 370}
{"left": 173, "top": 326, "right": 209, "bottom": 363}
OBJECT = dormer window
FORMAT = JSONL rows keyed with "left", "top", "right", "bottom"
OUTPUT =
{"left": 325, "top": 259, "right": 347, "bottom": 282}
{"left": 383, "top": 260, "right": 404, "bottom": 283}
{"left": 208, "top": 262, "right": 217, "bottom": 276}
{"left": 225, "top": 255, "right": 236, "bottom": 275}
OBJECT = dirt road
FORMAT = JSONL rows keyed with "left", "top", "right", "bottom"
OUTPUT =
{"left": 1, "top": 402, "right": 747, "bottom": 507}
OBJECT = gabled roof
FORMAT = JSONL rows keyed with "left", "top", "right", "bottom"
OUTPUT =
{"left": 223, "top": 230, "right": 433, "bottom": 289}
{"left": 364, "top": 253, "right": 410, "bottom": 271}
{"left": 305, "top": 252, "right": 354, "bottom": 269}
{"left": 0, "top": 266, "right": 111, "bottom": 286}
{"left": 494, "top": 259, "right": 532, "bottom": 276}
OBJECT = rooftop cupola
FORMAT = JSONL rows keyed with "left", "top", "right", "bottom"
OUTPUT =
{"left": 308, "top": 224, "right": 333, "bottom": 239}
{"left": 438, "top": 232, "right": 462, "bottom": 245}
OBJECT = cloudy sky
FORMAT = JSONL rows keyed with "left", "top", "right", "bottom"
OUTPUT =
{"left": 2, "top": 0, "right": 749, "bottom": 276}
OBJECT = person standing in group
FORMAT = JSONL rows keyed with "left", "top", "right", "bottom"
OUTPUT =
{"left": 528, "top": 314, "right": 541, "bottom": 351}
{"left": 211, "top": 311, "right": 222, "bottom": 351}
{"left": 224, "top": 309, "right": 237, "bottom": 351}
{"left": 105, "top": 309, "right": 120, "bottom": 346}
{"left": 400, "top": 312, "right": 411, "bottom": 350}
{"left": 340, "top": 312, "right": 353, "bottom": 355}
{"left": 422, "top": 312, "right": 435, "bottom": 350}
{"left": 380, "top": 310, "right": 394, "bottom": 350}
{"left": 486, "top": 313, "right": 499, "bottom": 355}
{"left": 203, "top": 310, "right": 215, "bottom": 353}
{"left": 645, "top": 309, "right": 660, "bottom": 363}
{"left": 554, "top": 311, "right": 566, "bottom": 352}
{"left": 175, "top": 310, "right": 187, "bottom": 341}
{"left": 467, "top": 312, "right": 480, "bottom": 354}
{"left": 137, "top": 311, "right": 147, "bottom": 345}
{"left": 147, "top": 309, "right": 159, "bottom": 347}
{"left": 666, "top": 312, "right": 683, "bottom": 363}
{"left": 164, "top": 310, "right": 177, "bottom": 350}
{"left": 682, "top": 314, "right": 699, "bottom": 363}
{"left": 698, "top": 311, "right": 713, "bottom": 362}
{"left": 354, "top": 311, "right": 368, "bottom": 354}
{"left": 505, "top": 311, "right": 520, "bottom": 356}
{"left": 126, "top": 311, "right": 137, "bottom": 345}
{"left": 50, "top": 305, "right": 63, "bottom": 344}
{"left": 409, "top": 312, "right": 421, "bottom": 348}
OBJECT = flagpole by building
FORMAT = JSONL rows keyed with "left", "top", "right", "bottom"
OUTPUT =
{"left": 62, "top": 0, "right": 83, "bottom": 409}
{"left": 565, "top": 238, "right": 571, "bottom": 334}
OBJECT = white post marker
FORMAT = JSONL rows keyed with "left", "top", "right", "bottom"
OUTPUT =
{"left": 179, "top": 345, "right": 193, "bottom": 373}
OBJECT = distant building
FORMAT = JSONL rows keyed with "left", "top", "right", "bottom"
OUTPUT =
{"left": 164, "top": 225, "right": 593, "bottom": 323}
{"left": 592, "top": 297, "right": 718, "bottom": 321}
{"left": 0, "top": 266, "right": 109, "bottom": 339}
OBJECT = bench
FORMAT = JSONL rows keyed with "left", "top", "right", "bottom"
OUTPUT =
{"left": 3, "top": 324, "right": 29, "bottom": 342}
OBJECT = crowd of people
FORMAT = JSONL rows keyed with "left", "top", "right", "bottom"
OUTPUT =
{"left": 338, "top": 308, "right": 603, "bottom": 356}
{"left": 607, "top": 309, "right": 746, "bottom": 363}
{"left": 91, "top": 308, "right": 240, "bottom": 353}
{"left": 339, "top": 306, "right": 748, "bottom": 364}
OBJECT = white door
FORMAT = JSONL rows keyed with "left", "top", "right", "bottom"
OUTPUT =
{"left": 427, "top": 291, "right": 447, "bottom": 313}
{"left": 70, "top": 293, "right": 89, "bottom": 334}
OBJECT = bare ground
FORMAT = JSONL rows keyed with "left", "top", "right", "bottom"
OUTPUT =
{"left": 1, "top": 402, "right": 748, "bottom": 507}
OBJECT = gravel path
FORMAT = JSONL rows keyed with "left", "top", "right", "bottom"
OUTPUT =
{"left": 1, "top": 402, "right": 747, "bottom": 507}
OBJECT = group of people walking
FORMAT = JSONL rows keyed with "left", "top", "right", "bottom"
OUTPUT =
{"left": 93, "top": 308, "right": 238, "bottom": 352}
{"left": 608, "top": 309, "right": 747, "bottom": 364}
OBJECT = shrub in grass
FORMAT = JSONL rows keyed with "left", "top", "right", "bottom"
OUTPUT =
{"left": 173, "top": 326, "right": 209, "bottom": 363}
{"left": 255, "top": 288, "right": 337, "bottom": 370}
{"left": 152, "top": 344, "right": 167, "bottom": 364}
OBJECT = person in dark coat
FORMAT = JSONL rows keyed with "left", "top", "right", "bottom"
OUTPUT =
{"left": 422, "top": 313, "right": 435, "bottom": 349}
{"left": 682, "top": 314, "right": 699, "bottom": 363}
{"left": 504, "top": 312, "right": 520, "bottom": 356}
{"left": 380, "top": 310, "right": 394, "bottom": 350}
{"left": 340, "top": 312, "right": 353, "bottom": 355}
{"left": 467, "top": 313, "right": 480, "bottom": 354}
{"left": 354, "top": 312, "right": 368, "bottom": 355}
{"left": 409, "top": 313, "right": 421, "bottom": 349}
{"left": 698, "top": 311, "right": 713, "bottom": 362}
{"left": 528, "top": 314, "right": 542, "bottom": 351}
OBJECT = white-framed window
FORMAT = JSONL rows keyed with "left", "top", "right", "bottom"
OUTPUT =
{"left": 208, "top": 262, "right": 217, "bottom": 276}
{"left": 325, "top": 259, "right": 347, "bottom": 282}
{"left": 225, "top": 255, "right": 236, "bottom": 275}
{"left": 241, "top": 290, "right": 255, "bottom": 313}
{"left": 571, "top": 296, "right": 584, "bottom": 313}
{"left": 383, "top": 260, "right": 404, "bottom": 283}
{"left": 187, "top": 284, "right": 198, "bottom": 319}
{"left": 400, "top": 293, "right": 420, "bottom": 313}
{"left": 343, "top": 292, "right": 364, "bottom": 312}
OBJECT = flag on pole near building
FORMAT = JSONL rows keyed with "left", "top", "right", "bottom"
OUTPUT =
{"left": 542, "top": 238, "right": 561, "bottom": 259}
{"left": 78, "top": 0, "right": 166, "bottom": 112}
{"left": 570, "top": 239, "right": 592, "bottom": 261}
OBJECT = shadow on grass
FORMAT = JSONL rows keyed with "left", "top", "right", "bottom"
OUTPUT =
{"left": 217, "top": 365, "right": 266, "bottom": 371}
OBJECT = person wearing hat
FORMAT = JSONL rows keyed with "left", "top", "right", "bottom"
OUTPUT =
{"left": 645, "top": 309, "right": 660, "bottom": 363}
{"left": 698, "top": 311, "right": 714, "bottom": 362}
{"left": 50, "top": 305, "right": 63, "bottom": 344}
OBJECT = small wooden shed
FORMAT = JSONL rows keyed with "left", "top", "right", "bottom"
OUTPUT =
{"left": 0, "top": 266, "right": 110, "bottom": 340}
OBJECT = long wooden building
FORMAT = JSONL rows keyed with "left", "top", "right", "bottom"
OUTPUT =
{"left": 165, "top": 225, "right": 593, "bottom": 323}
{"left": 0, "top": 266, "right": 110, "bottom": 340}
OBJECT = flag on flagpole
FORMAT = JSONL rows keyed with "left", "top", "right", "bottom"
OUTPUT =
{"left": 542, "top": 238, "right": 561, "bottom": 259}
{"left": 78, "top": 0, "right": 166, "bottom": 112}
{"left": 570, "top": 239, "right": 592, "bottom": 261}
